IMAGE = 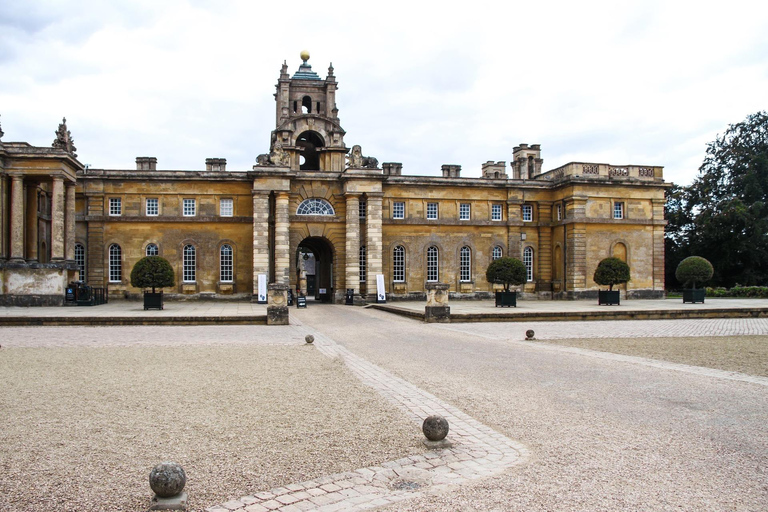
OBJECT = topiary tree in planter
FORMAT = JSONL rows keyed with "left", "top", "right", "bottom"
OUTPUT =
{"left": 593, "top": 257, "right": 630, "bottom": 305}
{"left": 676, "top": 256, "right": 713, "bottom": 303}
{"left": 130, "top": 256, "right": 175, "bottom": 310}
{"left": 486, "top": 257, "right": 527, "bottom": 307}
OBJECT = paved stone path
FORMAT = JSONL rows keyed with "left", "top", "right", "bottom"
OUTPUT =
{"left": 205, "top": 321, "right": 529, "bottom": 512}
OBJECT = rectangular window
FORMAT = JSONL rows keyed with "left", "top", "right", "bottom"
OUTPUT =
{"left": 393, "top": 201, "right": 405, "bottom": 219}
{"left": 359, "top": 199, "right": 367, "bottom": 220}
{"left": 522, "top": 204, "right": 533, "bottom": 222}
{"left": 459, "top": 203, "right": 470, "bottom": 220}
{"left": 556, "top": 204, "right": 562, "bottom": 221}
{"left": 220, "top": 198, "right": 233, "bottom": 217}
{"left": 75, "top": 244, "right": 86, "bottom": 281}
{"left": 109, "top": 198, "right": 122, "bottom": 216}
{"left": 613, "top": 201, "right": 624, "bottom": 219}
{"left": 491, "top": 204, "right": 502, "bottom": 221}
{"left": 426, "top": 202, "right": 438, "bottom": 220}
{"left": 393, "top": 246, "right": 405, "bottom": 283}
{"left": 359, "top": 246, "right": 367, "bottom": 283}
{"left": 183, "top": 198, "right": 196, "bottom": 217}
{"left": 146, "top": 198, "right": 159, "bottom": 216}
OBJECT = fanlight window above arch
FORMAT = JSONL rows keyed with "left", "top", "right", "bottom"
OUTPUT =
{"left": 297, "top": 198, "right": 335, "bottom": 216}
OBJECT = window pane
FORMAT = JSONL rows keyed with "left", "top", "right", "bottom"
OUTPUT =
{"left": 297, "top": 198, "right": 335, "bottom": 215}
{"left": 359, "top": 245, "right": 366, "bottom": 282}
{"left": 359, "top": 200, "right": 367, "bottom": 220}
{"left": 523, "top": 247, "right": 534, "bottom": 282}
{"left": 183, "top": 199, "right": 196, "bottom": 217}
{"left": 460, "top": 246, "right": 471, "bottom": 282}
{"left": 492, "top": 246, "right": 502, "bottom": 261}
{"left": 614, "top": 202, "right": 624, "bottom": 219}
{"left": 145, "top": 243, "right": 159, "bottom": 257}
{"left": 393, "top": 246, "right": 405, "bottom": 282}
{"left": 146, "top": 198, "right": 159, "bottom": 216}
{"left": 220, "top": 198, "right": 233, "bottom": 217}
{"left": 109, "top": 198, "right": 121, "bottom": 216}
{"left": 75, "top": 243, "right": 86, "bottom": 280}
{"left": 491, "top": 204, "right": 502, "bottom": 221}
{"left": 393, "top": 201, "right": 405, "bottom": 219}
{"left": 427, "top": 202, "right": 438, "bottom": 220}
{"left": 220, "top": 244, "right": 233, "bottom": 282}
{"left": 109, "top": 244, "right": 121, "bottom": 282}
{"left": 427, "top": 246, "right": 438, "bottom": 282}
{"left": 183, "top": 245, "right": 196, "bottom": 282}
{"left": 460, "top": 203, "right": 470, "bottom": 220}
{"left": 522, "top": 205, "right": 532, "bottom": 222}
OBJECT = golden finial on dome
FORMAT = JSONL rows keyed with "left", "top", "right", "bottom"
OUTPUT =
{"left": 300, "top": 50, "right": 310, "bottom": 63}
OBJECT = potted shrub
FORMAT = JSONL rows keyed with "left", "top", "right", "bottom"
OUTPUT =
{"left": 676, "top": 256, "right": 713, "bottom": 303}
{"left": 594, "top": 257, "right": 630, "bottom": 305}
{"left": 130, "top": 256, "right": 175, "bottom": 310}
{"left": 486, "top": 257, "right": 527, "bottom": 307}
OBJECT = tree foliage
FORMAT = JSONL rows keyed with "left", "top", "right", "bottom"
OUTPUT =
{"left": 666, "top": 111, "right": 768, "bottom": 288}
{"left": 593, "top": 257, "right": 630, "bottom": 291}
{"left": 485, "top": 257, "right": 527, "bottom": 291}
{"left": 675, "top": 256, "right": 714, "bottom": 289}
{"left": 130, "top": 256, "right": 175, "bottom": 293}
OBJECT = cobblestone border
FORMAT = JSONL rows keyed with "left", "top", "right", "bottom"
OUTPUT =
{"left": 206, "top": 325, "right": 529, "bottom": 512}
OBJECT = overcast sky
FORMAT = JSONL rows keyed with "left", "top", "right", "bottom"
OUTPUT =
{"left": 1, "top": 0, "right": 766, "bottom": 186}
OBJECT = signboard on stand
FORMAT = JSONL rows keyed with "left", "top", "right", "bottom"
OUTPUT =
{"left": 257, "top": 274, "right": 267, "bottom": 304}
{"left": 376, "top": 274, "right": 386, "bottom": 303}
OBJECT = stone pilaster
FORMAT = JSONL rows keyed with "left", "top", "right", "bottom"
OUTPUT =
{"left": 252, "top": 191, "right": 270, "bottom": 296}
{"left": 274, "top": 192, "right": 290, "bottom": 286}
{"left": 537, "top": 202, "right": 553, "bottom": 292}
{"left": 506, "top": 198, "right": 522, "bottom": 260}
{"left": 366, "top": 193, "right": 383, "bottom": 299}
{"left": 345, "top": 193, "right": 360, "bottom": 294}
{"left": 25, "top": 182, "right": 39, "bottom": 261}
{"left": 50, "top": 176, "right": 65, "bottom": 260}
{"left": 65, "top": 182, "right": 76, "bottom": 261}
{"left": 10, "top": 175, "right": 25, "bottom": 261}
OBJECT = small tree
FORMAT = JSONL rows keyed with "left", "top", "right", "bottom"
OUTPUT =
{"left": 130, "top": 256, "right": 175, "bottom": 293}
{"left": 675, "top": 256, "right": 714, "bottom": 289}
{"left": 486, "top": 257, "right": 527, "bottom": 292}
{"left": 593, "top": 257, "right": 630, "bottom": 291}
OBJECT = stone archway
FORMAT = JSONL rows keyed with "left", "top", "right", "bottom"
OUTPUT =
{"left": 297, "top": 236, "right": 334, "bottom": 302}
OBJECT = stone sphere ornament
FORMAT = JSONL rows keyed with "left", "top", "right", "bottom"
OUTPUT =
{"left": 422, "top": 415, "right": 449, "bottom": 441}
{"left": 526, "top": 329, "right": 535, "bottom": 340}
{"left": 149, "top": 462, "right": 187, "bottom": 498}
{"left": 305, "top": 334, "right": 315, "bottom": 344}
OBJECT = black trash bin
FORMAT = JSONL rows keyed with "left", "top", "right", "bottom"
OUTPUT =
{"left": 345, "top": 288, "right": 354, "bottom": 305}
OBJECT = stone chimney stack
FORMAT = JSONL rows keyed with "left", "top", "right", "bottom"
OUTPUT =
{"left": 441, "top": 164, "right": 461, "bottom": 178}
{"left": 382, "top": 162, "right": 403, "bottom": 176}
{"left": 136, "top": 157, "right": 157, "bottom": 171}
{"left": 482, "top": 161, "right": 507, "bottom": 179}
{"left": 205, "top": 158, "right": 227, "bottom": 171}
{"left": 512, "top": 144, "right": 543, "bottom": 179}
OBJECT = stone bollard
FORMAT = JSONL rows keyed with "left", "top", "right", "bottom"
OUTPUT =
{"left": 424, "top": 283, "right": 450, "bottom": 323}
{"left": 422, "top": 415, "right": 452, "bottom": 448}
{"left": 267, "top": 283, "right": 289, "bottom": 325}
{"left": 149, "top": 462, "right": 188, "bottom": 510}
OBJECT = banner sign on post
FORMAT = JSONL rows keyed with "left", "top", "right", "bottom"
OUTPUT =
{"left": 376, "top": 274, "right": 386, "bottom": 303}
{"left": 257, "top": 274, "right": 268, "bottom": 304}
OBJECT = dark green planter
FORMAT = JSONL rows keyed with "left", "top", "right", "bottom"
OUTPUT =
{"left": 495, "top": 291, "right": 517, "bottom": 307}
{"left": 682, "top": 289, "right": 705, "bottom": 304}
{"left": 143, "top": 291, "right": 163, "bottom": 310}
{"left": 598, "top": 290, "right": 620, "bottom": 305}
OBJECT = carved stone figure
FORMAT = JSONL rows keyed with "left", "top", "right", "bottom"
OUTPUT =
{"left": 348, "top": 145, "right": 363, "bottom": 168}
{"left": 362, "top": 156, "right": 378, "bottom": 169}
{"left": 270, "top": 142, "right": 290, "bottom": 166}
{"left": 52, "top": 117, "right": 77, "bottom": 157}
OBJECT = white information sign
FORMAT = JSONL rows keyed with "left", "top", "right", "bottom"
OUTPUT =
{"left": 376, "top": 274, "right": 386, "bottom": 303}
{"left": 257, "top": 274, "right": 268, "bottom": 304}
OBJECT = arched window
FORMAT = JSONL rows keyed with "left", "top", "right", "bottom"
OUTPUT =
{"left": 146, "top": 243, "right": 159, "bottom": 257}
{"left": 492, "top": 245, "right": 503, "bottom": 261}
{"left": 297, "top": 198, "right": 335, "bottom": 215}
{"left": 460, "top": 246, "right": 471, "bottom": 282}
{"left": 359, "top": 245, "right": 367, "bottom": 283}
{"left": 108, "top": 244, "right": 121, "bottom": 283}
{"left": 393, "top": 246, "right": 405, "bottom": 283}
{"left": 220, "top": 244, "right": 233, "bottom": 282}
{"left": 523, "top": 246, "right": 534, "bottom": 282}
{"left": 427, "top": 246, "right": 439, "bottom": 282}
{"left": 183, "top": 245, "right": 196, "bottom": 282}
{"left": 75, "top": 243, "right": 86, "bottom": 281}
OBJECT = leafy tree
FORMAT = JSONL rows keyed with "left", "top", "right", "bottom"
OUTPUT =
{"left": 130, "top": 256, "right": 175, "bottom": 293}
{"left": 593, "top": 257, "right": 630, "bottom": 291}
{"left": 485, "top": 257, "right": 527, "bottom": 291}
{"left": 675, "top": 256, "right": 714, "bottom": 289}
{"left": 666, "top": 111, "right": 768, "bottom": 287}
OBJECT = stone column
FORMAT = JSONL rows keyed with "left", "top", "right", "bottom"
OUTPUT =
{"left": 50, "top": 176, "right": 65, "bottom": 261}
{"left": 366, "top": 193, "right": 383, "bottom": 300}
{"left": 65, "top": 182, "right": 76, "bottom": 261}
{"left": 274, "top": 192, "right": 290, "bottom": 286}
{"left": 9, "top": 175, "right": 25, "bottom": 261}
{"left": 252, "top": 191, "right": 270, "bottom": 298}
{"left": 25, "top": 181, "right": 39, "bottom": 261}
{"left": 345, "top": 193, "right": 360, "bottom": 295}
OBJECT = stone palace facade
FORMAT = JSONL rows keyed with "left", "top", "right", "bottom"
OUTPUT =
{"left": 0, "top": 53, "right": 669, "bottom": 306}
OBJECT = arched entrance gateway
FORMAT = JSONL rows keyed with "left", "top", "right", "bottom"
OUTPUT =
{"left": 296, "top": 237, "right": 334, "bottom": 302}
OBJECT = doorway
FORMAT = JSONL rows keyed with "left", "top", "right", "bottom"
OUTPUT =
{"left": 297, "top": 237, "right": 334, "bottom": 302}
